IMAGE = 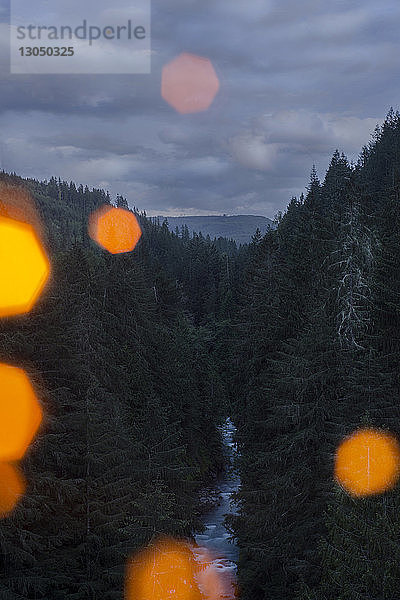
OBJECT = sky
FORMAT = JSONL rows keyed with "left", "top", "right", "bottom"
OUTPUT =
{"left": 0, "top": 0, "right": 398, "bottom": 218}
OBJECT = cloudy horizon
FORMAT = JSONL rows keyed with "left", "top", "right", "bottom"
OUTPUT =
{"left": 0, "top": 0, "right": 398, "bottom": 218}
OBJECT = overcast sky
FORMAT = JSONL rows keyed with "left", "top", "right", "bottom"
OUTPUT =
{"left": 0, "top": 0, "right": 398, "bottom": 217}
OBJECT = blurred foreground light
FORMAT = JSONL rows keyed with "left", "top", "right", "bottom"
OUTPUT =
{"left": 0, "top": 463, "right": 25, "bottom": 518}
{"left": 89, "top": 206, "right": 142, "bottom": 254}
{"left": 0, "top": 364, "right": 43, "bottom": 461}
{"left": 125, "top": 537, "right": 202, "bottom": 600}
{"left": 335, "top": 428, "right": 400, "bottom": 497}
{"left": 0, "top": 216, "right": 50, "bottom": 317}
{"left": 125, "top": 537, "right": 237, "bottom": 600}
{"left": 161, "top": 53, "right": 220, "bottom": 114}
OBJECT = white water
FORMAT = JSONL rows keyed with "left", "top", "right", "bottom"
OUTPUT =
{"left": 192, "top": 418, "right": 239, "bottom": 597}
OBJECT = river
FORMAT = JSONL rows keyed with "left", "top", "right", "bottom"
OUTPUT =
{"left": 192, "top": 418, "right": 239, "bottom": 598}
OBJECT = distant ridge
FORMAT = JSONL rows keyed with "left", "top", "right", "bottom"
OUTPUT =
{"left": 157, "top": 214, "right": 274, "bottom": 245}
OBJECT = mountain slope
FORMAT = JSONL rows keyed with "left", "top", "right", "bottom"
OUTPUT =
{"left": 158, "top": 215, "right": 273, "bottom": 245}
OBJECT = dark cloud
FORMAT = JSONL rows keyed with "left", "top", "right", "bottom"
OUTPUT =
{"left": 0, "top": 0, "right": 396, "bottom": 216}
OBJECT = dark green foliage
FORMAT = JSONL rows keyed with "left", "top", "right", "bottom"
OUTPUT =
{"left": 0, "top": 173, "right": 230, "bottom": 598}
{"left": 230, "top": 109, "right": 400, "bottom": 600}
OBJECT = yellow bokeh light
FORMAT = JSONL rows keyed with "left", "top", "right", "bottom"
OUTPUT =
{"left": 0, "top": 216, "right": 50, "bottom": 317}
{"left": 0, "top": 462, "right": 26, "bottom": 518}
{"left": 0, "top": 364, "right": 43, "bottom": 461}
{"left": 89, "top": 206, "right": 142, "bottom": 254}
{"left": 161, "top": 53, "right": 220, "bottom": 115}
{"left": 335, "top": 428, "right": 400, "bottom": 497}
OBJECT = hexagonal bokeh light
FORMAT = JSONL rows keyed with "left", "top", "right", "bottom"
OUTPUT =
{"left": 335, "top": 428, "right": 400, "bottom": 497}
{"left": 0, "top": 364, "right": 43, "bottom": 462}
{"left": 0, "top": 462, "right": 26, "bottom": 518}
{"left": 0, "top": 216, "right": 50, "bottom": 317}
{"left": 89, "top": 206, "right": 142, "bottom": 255}
{"left": 125, "top": 537, "right": 202, "bottom": 600}
{"left": 125, "top": 537, "right": 237, "bottom": 600}
{"left": 161, "top": 52, "right": 220, "bottom": 114}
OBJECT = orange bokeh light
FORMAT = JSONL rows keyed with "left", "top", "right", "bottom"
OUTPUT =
{"left": 335, "top": 428, "right": 400, "bottom": 497}
{"left": 0, "top": 216, "right": 50, "bottom": 317}
{"left": 0, "top": 462, "right": 26, "bottom": 518}
{"left": 89, "top": 206, "right": 142, "bottom": 254}
{"left": 126, "top": 537, "right": 237, "bottom": 600}
{"left": 0, "top": 364, "right": 43, "bottom": 462}
{"left": 161, "top": 53, "right": 220, "bottom": 114}
{"left": 125, "top": 537, "right": 202, "bottom": 600}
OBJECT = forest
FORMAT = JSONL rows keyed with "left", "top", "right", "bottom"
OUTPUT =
{"left": 1, "top": 108, "right": 400, "bottom": 599}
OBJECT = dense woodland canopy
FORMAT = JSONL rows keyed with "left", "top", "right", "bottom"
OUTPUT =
{"left": 0, "top": 172, "right": 233, "bottom": 598}
{"left": 1, "top": 108, "right": 400, "bottom": 599}
{"left": 230, "top": 108, "right": 400, "bottom": 600}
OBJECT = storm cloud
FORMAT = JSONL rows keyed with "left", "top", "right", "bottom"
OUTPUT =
{"left": 0, "top": 0, "right": 397, "bottom": 216}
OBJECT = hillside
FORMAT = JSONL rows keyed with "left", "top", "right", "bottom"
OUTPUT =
{"left": 231, "top": 111, "right": 400, "bottom": 600}
{"left": 0, "top": 171, "right": 229, "bottom": 599}
{"left": 157, "top": 214, "right": 273, "bottom": 245}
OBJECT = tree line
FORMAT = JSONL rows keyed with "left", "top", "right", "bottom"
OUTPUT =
{"left": 229, "top": 108, "right": 400, "bottom": 600}
{"left": 0, "top": 171, "right": 233, "bottom": 599}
